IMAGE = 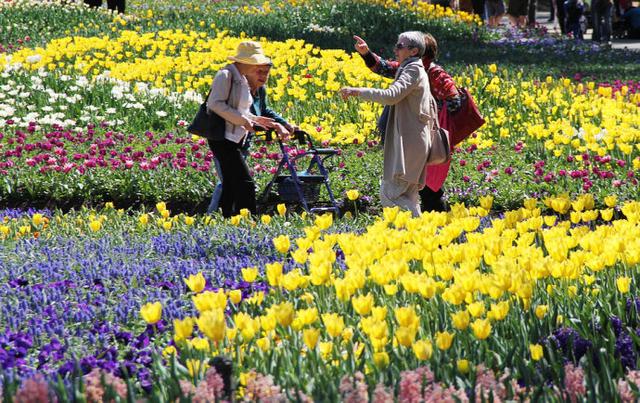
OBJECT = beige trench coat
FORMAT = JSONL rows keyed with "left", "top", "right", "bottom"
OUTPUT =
{"left": 359, "top": 58, "right": 436, "bottom": 187}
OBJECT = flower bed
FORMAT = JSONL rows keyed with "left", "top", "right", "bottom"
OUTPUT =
{"left": 1, "top": 198, "right": 640, "bottom": 399}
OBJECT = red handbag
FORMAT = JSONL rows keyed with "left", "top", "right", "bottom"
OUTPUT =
{"left": 445, "top": 87, "right": 485, "bottom": 147}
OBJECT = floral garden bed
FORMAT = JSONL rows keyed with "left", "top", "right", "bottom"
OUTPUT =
{"left": 1, "top": 0, "right": 640, "bottom": 401}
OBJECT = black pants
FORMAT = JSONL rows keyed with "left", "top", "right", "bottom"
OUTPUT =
{"left": 84, "top": 0, "right": 125, "bottom": 13}
{"left": 420, "top": 186, "right": 448, "bottom": 213}
{"left": 557, "top": 1, "right": 567, "bottom": 33}
{"left": 208, "top": 139, "right": 256, "bottom": 218}
{"left": 472, "top": 0, "right": 486, "bottom": 18}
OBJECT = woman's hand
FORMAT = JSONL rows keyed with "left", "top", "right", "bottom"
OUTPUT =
{"left": 241, "top": 118, "right": 254, "bottom": 132}
{"left": 273, "top": 123, "right": 292, "bottom": 140}
{"left": 252, "top": 116, "right": 276, "bottom": 130}
{"left": 340, "top": 87, "right": 360, "bottom": 100}
{"left": 353, "top": 35, "right": 370, "bottom": 55}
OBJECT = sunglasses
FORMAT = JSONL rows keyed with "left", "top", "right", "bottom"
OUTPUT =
{"left": 394, "top": 42, "right": 413, "bottom": 50}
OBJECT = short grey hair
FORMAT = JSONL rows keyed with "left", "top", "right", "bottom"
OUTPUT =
{"left": 398, "top": 31, "right": 426, "bottom": 58}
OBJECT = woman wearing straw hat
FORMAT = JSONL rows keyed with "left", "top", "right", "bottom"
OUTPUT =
{"left": 207, "top": 43, "right": 295, "bottom": 215}
{"left": 206, "top": 41, "right": 288, "bottom": 218}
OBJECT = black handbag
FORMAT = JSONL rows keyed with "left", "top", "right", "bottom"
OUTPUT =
{"left": 187, "top": 75, "right": 233, "bottom": 141}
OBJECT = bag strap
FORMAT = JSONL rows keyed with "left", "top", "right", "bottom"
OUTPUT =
{"left": 205, "top": 70, "right": 234, "bottom": 108}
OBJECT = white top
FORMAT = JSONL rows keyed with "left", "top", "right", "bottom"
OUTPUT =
{"left": 226, "top": 76, "right": 252, "bottom": 143}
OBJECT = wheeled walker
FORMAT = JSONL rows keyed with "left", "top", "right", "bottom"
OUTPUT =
{"left": 257, "top": 130, "right": 340, "bottom": 215}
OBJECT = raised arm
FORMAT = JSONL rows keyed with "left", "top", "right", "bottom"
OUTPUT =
{"left": 353, "top": 35, "right": 399, "bottom": 79}
{"left": 356, "top": 63, "right": 422, "bottom": 105}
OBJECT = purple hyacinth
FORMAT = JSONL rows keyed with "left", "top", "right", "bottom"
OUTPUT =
{"left": 546, "top": 327, "right": 592, "bottom": 362}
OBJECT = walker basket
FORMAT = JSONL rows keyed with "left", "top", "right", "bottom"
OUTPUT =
{"left": 276, "top": 174, "right": 324, "bottom": 203}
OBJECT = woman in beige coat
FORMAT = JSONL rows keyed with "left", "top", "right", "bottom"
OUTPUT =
{"left": 340, "top": 31, "right": 437, "bottom": 217}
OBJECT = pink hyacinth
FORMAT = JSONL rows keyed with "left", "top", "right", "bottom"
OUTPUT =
{"left": 243, "top": 371, "right": 286, "bottom": 402}
{"left": 474, "top": 364, "right": 506, "bottom": 403}
{"left": 83, "top": 368, "right": 127, "bottom": 403}
{"left": 372, "top": 383, "right": 394, "bottom": 403}
{"left": 339, "top": 371, "right": 369, "bottom": 403}
{"left": 424, "top": 383, "right": 469, "bottom": 402}
{"left": 191, "top": 367, "right": 226, "bottom": 402}
{"left": 398, "top": 366, "right": 435, "bottom": 403}
{"left": 563, "top": 363, "right": 586, "bottom": 403}
{"left": 14, "top": 374, "right": 56, "bottom": 403}
{"left": 617, "top": 370, "right": 640, "bottom": 402}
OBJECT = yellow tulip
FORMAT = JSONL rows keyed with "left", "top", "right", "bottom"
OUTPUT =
{"left": 32, "top": 213, "right": 44, "bottom": 226}
{"left": 479, "top": 195, "right": 494, "bottom": 210}
{"left": 140, "top": 301, "right": 162, "bottom": 324}
{"left": 395, "top": 326, "right": 417, "bottom": 347}
{"left": 192, "top": 290, "right": 227, "bottom": 312}
{"left": 435, "top": 331, "right": 454, "bottom": 350}
{"left": 604, "top": 195, "right": 617, "bottom": 208}
{"left": 600, "top": 208, "right": 614, "bottom": 221}
{"left": 535, "top": 305, "right": 548, "bottom": 319}
{"left": 266, "top": 262, "right": 283, "bottom": 286}
{"left": 190, "top": 337, "right": 210, "bottom": 351}
{"left": 162, "top": 345, "right": 177, "bottom": 357}
{"left": 272, "top": 235, "right": 290, "bottom": 254}
{"left": 341, "top": 327, "right": 354, "bottom": 343}
{"left": 197, "top": 309, "right": 226, "bottom": 342}
{"left": 322, "top": 313, "right": 345, "bottom": 338}
{"left": 274, "top": 302, "right": 295, "bottom": 327}
{"left": 412, "top": 339, "right": 433, "bottom": 360}
{"left": 173, "top": 317, "right": 194, "bottom": 341}
{"left": 373, "top": 351, "right": 390, "bottom": 368}
{"left": 319, "top": 341, "right": 333, "bottom": 358}
{"left": 184, "top": 272, "right": 206, "bottom": 293}
{"left": 394, "top": 306, "right": 419, "bottom": 329}
{"left": 228, "top": 289, "right": 242, "bottom": 304}
{"left": 277, "top": 203, "right": 287, "bottom": 217}
{"left": 314, "top": 213, "right": 333, "bottom": 230}
{"left": 372, "top": 306, "right": 388, "bottom": 321}
{"left": 261, "top": 214, "right": 272, "bottom": 225}
{"left": 451, "top": 310, "right": 470, "bottom": 330}
{"left": 241, "top": 266, "right": 259, "bottom": 283}
{"left": 89, "top": 220, "right": 102, "bottom": 232}
{"left": 467, "top": 301, "right": 485, "bottom": 318}
{"left": 617, "top": 276, "right": 631, "bottom": 294}
{"left": 471, "top": 319, "right": 492, "bottom": 340}
{"left": 457, "top": 359, "right": 470, "bottom": 373}
{"left": 530, "top": 343, "right": 544, "bottom": 361}
{"left": 352, "top": 293, "right": 374, "bottom": 316}
{"left": 139, "top": 213, "right": 149, "bottom": 225}
{"left": 346, "top": 189, "right": 359, "bottom": 201}
{"left": 303, "top": 328, "right": 320, "bottom": 349}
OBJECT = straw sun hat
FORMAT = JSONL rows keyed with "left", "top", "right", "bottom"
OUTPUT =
{"left": 227, "top": 41, "right": 272, "bottom": 65}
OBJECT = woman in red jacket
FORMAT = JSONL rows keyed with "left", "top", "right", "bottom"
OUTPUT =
{"left": 354, "top": 33, "right": 460, "bottom": 212}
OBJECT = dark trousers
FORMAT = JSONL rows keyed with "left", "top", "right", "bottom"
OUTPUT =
{"left": 528, "top": 0, "right": 538, "bottom": 25}
{"left": 208, "top": 139, "right": 256, "bottom": 218}
{"left": 557, "top": 2, "right": 567, "bottom": 33}
{"left": 420, "top": 187, "right": 448, "bottom": 212}
{"left": 472, "top": 0, "right": 487, "bottom": 19}
{"left": 84, "top": 0, "right": 125, "bottom": 13}
{"left": 592, "top": 1, "right": 612, "bottom": 41}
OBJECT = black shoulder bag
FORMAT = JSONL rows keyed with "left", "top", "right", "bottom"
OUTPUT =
{"left": 187, "top": 74, "right": 233, "bottom": 141}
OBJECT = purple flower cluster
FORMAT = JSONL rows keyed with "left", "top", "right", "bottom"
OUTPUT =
{"left": 0, "top": 220, "right": 306, "bottom": 384}
{"left": 546, "top": 327, "right": 592, "bottom": 362}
